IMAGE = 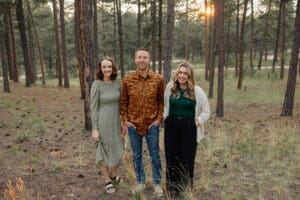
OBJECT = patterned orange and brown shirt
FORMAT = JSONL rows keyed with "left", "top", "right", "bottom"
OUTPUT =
{"left": 120, "top": 69, "right": 164, "bottom": 135}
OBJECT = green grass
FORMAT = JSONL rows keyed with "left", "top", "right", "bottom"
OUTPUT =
{"left": 25, "top": 117, "right": 47, "bottom": 134}
{"left": 16, "top": 130, "right": 31, "bottom": 143}
{"left": 195, "top": 118, "right": 299, "bottom": 199}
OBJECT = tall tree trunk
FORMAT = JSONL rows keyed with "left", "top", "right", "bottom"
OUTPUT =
{"left": 204, "top": 0, "right": 209, "bottom": 81}
{"left": 281, "top": 0, "right": 300, "bottom": 116}
{"left": 6, "top": 7, "right": 18, "bottom": 82}
{"left": 280, "top": 0, "right": 286, "bottom": 80}
{"left": 235, "top": 0, "right": 240, "bottom": 76}
{"left": 28, "top": 1, "right": 46, "bottom": 85}
{"left": 163, "top": 0, "right": 175, "bottom": 84}
{"left": 4, "top": 12, "right": 14, "bottom": 80}
{"left": 137, "top": 0, "right": 141, "bottom": 47}
{"left": 225, "top": 9, "right": 232, "bottom": 71}
{"left": 237, "top": 0, "right": 248, "bottom": 90}
{"left": 151, "top": 0, "right": 157, "bottom": 71}
{"left": 158, "top": 0, "right": 163, "bottom": 74}
{"left": 257, "top": 0, "right": 272, "bottom": 70}
{"left": 116, "top": 0, "right": 125, "bottom": 78}
{"left": 93, "top": 0, "right": 99, "bottom": 67}
{"left": 26, "top": 0, "right": 36, "bottom": 84}
{"left": 16, "top": 0, "right": 31, "bottom": 87}
{"left": 113, "top": 1, "right": 117, "bottom": 59}
{"left": 52, "top": 0, "right": 62, "bottom": 87}
{"left": 75, "top": 0, "right": 85, "bottom": 99}
{"left": 249, "top": 0, "right": 254, "bottom": 74}
{"left": 79, "top": 0, "right": 94, "bottom": 130}
{"left": 0, "top": 30, "right": 10, "bottom": 93}
{"left": 216, "top": 0, "right": 224, "bottom": 117}
{"left": 185, "top": 0, "right": 189, "bottom": 61}
{"left": 59, "top": 0, "right": 70, "bottom": 88}
{"left": 271, "top": 0, "right": 283, "bottom": 73}
{"left": 208, "top": 15, "right": 217, "bottom": 98}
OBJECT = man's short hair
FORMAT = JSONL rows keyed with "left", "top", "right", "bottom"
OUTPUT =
{"left": 135, "top": 48, "right": 150, "bottom": 57}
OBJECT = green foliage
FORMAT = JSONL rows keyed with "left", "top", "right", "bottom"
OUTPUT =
{"left": 25, "top": 117, "right": 47, "bottom": 134}
{"left": 16, "top": 130, "right": 31, "bottom": 143}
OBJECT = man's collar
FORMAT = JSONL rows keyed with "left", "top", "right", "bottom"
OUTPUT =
{"left": 134, "top": 69, "right": 154, "bottom": 79}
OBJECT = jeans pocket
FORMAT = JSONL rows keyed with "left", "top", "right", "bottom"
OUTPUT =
{"left": 127, "top": 126, "right": 136, "bottom": 133}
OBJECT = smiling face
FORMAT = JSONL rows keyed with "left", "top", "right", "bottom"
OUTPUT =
{"left": 135, "top": 50, "right": 150, "bottom": 72}
{"left": 100, "top": 59, "right": 113, "bottom": 80}
{"left": 176, "top": 66, "right": 189, "bottom": 87}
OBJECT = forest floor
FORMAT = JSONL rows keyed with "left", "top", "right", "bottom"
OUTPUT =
{"left": 0, "top": 76, "right": 299, "bottom": 200}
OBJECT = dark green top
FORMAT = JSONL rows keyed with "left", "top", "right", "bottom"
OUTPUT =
{"left": 169, "top": 88, "right": 196, "bottom": 117}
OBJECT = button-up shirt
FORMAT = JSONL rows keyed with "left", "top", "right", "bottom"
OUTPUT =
{"left": 120, "top": 69, "right": 164, "bottom": 135}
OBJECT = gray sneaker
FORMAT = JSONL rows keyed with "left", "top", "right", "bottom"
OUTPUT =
{"left": 154, "top": 184, "right": 164, "bottom": 197}
{"left": 131, "top": 183, "right": 146, "bottom": 195}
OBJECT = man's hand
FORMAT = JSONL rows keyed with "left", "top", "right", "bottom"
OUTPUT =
{"left": 148, "top": 119, "right": 160, "bottom": 129}
{"left": 124, "top": 121, "right": 136, "bottom": 128}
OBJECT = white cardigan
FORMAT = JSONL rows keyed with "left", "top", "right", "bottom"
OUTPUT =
{"left": 163, "top": 82, "right": 210, "bottom": 143}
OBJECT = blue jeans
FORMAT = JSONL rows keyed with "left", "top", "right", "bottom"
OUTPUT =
{"left": 127, "top": 125, "right": 162, "bottom": 185}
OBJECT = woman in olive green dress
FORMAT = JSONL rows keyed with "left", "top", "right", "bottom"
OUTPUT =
{"left": 90, "top": 56, "right": 125, "bottom": 194}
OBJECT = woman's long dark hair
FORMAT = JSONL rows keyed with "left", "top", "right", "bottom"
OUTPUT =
{"left": 96, "top": 56, "right": 118, "bottom": 80}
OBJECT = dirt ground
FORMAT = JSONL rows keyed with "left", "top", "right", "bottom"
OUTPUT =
{"left": 0, "top": 81, "right": 299, "bottom": 200}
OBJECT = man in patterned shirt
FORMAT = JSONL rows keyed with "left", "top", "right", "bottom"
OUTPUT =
{"left": 120, "top": 48, "right": 164, "bottom": 197}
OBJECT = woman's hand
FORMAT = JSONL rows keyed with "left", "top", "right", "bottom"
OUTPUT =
{"left": 195, "top": 119, "right": 200, "bottom": 127}
{"left": 121, "top": 124, "right": 127, "bottom": 136}
{"left": 92, "top": 129, "right": 100, "bottom": 141}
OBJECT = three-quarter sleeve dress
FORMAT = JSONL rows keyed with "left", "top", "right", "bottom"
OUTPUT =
{"left": 90, "top": 79, "right": 124, "bottom": 167}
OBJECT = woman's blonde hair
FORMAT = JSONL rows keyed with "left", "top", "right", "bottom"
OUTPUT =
{"left": 171, "top": 61, "right": 195, "bottom": 99}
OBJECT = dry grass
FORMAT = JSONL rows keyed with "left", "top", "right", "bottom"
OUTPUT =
{"left": 3, "top": 177, "right": 42, "bottom": 200}
{"left": 0, "top": 73, "right": 299, "bottom": 199}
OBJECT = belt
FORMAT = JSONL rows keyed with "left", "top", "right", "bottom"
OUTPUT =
{"left": 169, "top": 115, "right": 194, "bottom": 120}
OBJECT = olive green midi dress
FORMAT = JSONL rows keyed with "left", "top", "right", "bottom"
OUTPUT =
{"left": 90, "top": 79, "right": 124, "bottom": 167}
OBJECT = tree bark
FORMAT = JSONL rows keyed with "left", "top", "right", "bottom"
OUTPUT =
{"left": 163, "top": 0, "right": 175, "bottom": 84}
{"left": 52, "top": 0, "right": 63, "bottom": 87}
{"left": 257, "top": 0, "right": 272, "bottom": 70}
{"left": 75, "top": 0, "right": 85, "bottom": 99}
{"left": 158, "top": 0, "right": 163, "bottom": 74}
{"left": 280, "top": 0, "right": 286, "bottom": 80}
{"left": 271, "top": 0, "right": 283, "bottom": 73}
{"left": 235, "top": 0, "right": 240, "bottom": 76}
{"left": 137, "top": 0, "right": 141, "bottom": 47}
{"left": 7, "top": 7, "right": 18, "bottom": 83}
{"left": 93, "top": 0, "right": 99, "bottom": 68}
{"left": 4, "top": 11, "right": 14, "bottom": 81}
{"left": 204, "top": 0, "right": 209, "bottom": 81}
{"left": 116, "top": 0, "right": 125, "bottom": 78}
{"left": 113, "top": 0, "right": 117, "bottom": 59}
{"left": 225, "top": 9, "right": 232, "bottom": 72}
{"left": 0, "top": 30, "right": 10, "bottom": 93}
{"left": 28, "top": 1, "right": 46, "bottom": 85}
{"left": 249, "top": 0, "right": 254, "bottom": 74}
{"left": 208, "top": 15, "right": 217, "bottom": 98}
{"left": 281, "top": 0, "right": 300, "bottom": 116}
{"left": 237, "top": 0, "right": 248, "bottom": 89}
{"left": 151, "top": 0, "right": 157, "bottom": 71}
{"left": 185, "top": 0, "right": 189, "bottom": 61}
{"left": 79, "top": 0, "right": 93, "bottom": 130}
{"left": 59, "top": 0, "right": 70, "bottom": 88}
{"left": 216, "top": 0, "right": 224, "bottom": 117}
{"left": 16, "top": 0, "right": 32, "bottom": 87}
{"left": 26, "top": 0, "right": 36, "bottom": 84}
